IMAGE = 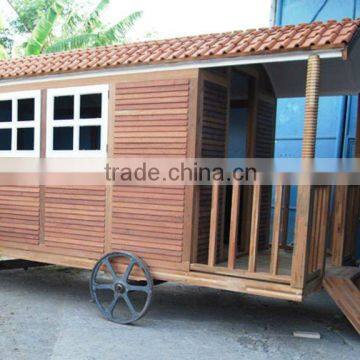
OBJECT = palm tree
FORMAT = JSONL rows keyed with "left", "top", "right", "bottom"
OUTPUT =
{"left": 3, "top": 0, "right": 142, "bottom": 57}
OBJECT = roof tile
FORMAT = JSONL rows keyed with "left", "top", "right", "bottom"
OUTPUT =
{"left": 0, "top": 18, "right": 359, "bottom": 80}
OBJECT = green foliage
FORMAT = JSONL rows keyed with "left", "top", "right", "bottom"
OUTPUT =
{"left": 25, "top": 1, "right": 63, "bottom": 55}
{"left": 2, "top": 0, "right": 142, "bottom": 58}
{"left": 46, "top": 10, "right": 142, "bottom": 53}
{"left": 0, "top": 45, "right": 7, "bottom": 59}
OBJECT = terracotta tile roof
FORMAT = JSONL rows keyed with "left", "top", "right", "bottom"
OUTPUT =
{"left": 0, "top": 18, "right": 359, "bottom": 80}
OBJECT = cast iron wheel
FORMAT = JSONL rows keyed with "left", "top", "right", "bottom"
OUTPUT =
{"left": 90, "top": 252, "right": 153, "bottom": 324}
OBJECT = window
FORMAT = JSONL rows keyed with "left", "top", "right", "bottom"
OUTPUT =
{"left": 0, "top": 90, "right": 40, "bottom": 157}
{"left": 47, "top": 85, "right": 108, "bottom": 157}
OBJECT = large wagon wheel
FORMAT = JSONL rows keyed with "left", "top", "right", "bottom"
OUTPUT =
{"left": 90, "top": 252, "right": 153, "bottom": 324}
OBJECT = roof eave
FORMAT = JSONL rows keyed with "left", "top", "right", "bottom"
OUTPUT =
{"left": 0, "top": 47, "right": 345, "bottom": 88}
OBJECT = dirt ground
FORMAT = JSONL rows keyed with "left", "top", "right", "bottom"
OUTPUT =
{"left": 0, "top": 266, "right": 358, "bottom": 360}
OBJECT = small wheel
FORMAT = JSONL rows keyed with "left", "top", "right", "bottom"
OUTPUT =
{"left": 90, "top": 252, "right": 153, "bottom": 324}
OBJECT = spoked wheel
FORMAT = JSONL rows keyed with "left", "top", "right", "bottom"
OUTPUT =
{"left": 90, "top": 252, "right": 153, "bottom": 324}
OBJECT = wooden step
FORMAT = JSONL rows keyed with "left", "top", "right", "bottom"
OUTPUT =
{"left": 323, "top": 266, "right": 360, "bottom": 335}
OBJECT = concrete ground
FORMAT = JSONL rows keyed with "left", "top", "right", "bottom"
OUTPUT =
{"left": 0, "top": 266, "right": 358, "bottom": 360}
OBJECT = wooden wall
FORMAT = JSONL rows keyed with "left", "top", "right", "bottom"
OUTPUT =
{"left": 110, "top": 79, "right": 191, "bottom": 267}
{"left": 0, "top": 187, "right": 40, "bottom": 247}
{"left": 0, "top": 70, "right": 198, "bottom": 273}
{"left": 43, "top": 186, "right": 106, "bottom": 258}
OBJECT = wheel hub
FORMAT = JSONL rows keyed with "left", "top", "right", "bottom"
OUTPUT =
{"left": 114, "top": 283, "right": 126, "bottom": 294}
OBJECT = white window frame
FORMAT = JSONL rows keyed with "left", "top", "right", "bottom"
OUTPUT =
{"left": 0, "top": 90, "right": 41, "bottom": 157}
{"left": 46, "top": 84, "right": 108, "bottom": 158}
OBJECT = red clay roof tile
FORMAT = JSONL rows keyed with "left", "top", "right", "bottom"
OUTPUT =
{"left": 0, "top": 18, "right": 359, "bottom": 80}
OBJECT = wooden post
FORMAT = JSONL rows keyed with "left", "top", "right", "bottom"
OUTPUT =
{"left": 331, "top": 186, "right": 348, "bottom": 266}
{"left": 228, "top": 178, "right": 241, "bottom": 269}
{"left": 280, "top": 185, "right": 290, "bottom": 247}
{"left": 302, "top": 56, "right": 320, "bottom": 158}
{"left": 248, "top": 184, "right": 261, "bottom": 272}
{"left": 291, "top": 55, "right": 320, "bottom": 288}
{"left": 356, "top": 95, "right": 360, "bottom": 157}
{"left": 331, "top": 95, "right": 360, "bottom": 266}
{"left": 270, "top": 185, "right": 284, "bottom": 275}
{"left": 208, "top": 177, "right": 220, "bottom": 267}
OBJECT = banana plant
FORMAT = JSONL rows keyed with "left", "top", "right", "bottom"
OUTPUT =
{"left": 45, "top": 10, "right": 142, "bottom": 53}
{"left": 0, "top": 14, "right": 8, "bottom": 59}
{"left": 25, "top": 1, "right": 63, "bottom": 55}
{"left": 6, "top": 0, "right": 142, "bottom": 57}
{"left": 0, "top": 45, "right": 7, "bottom": 59}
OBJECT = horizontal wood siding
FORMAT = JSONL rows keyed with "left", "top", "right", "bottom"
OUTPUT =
{"left": 197, "top": 78, "right": 228, "bottom": 263}
{"left": 44, "top": 186, "right": 106, "bottom": 258}
{"left": 114, "top": 79, "right": 189, "bottom": 157}
{"left": 111, "top": 79, "right": 190, "bottom": 264}
{"left": 0, "top": 187, "right": 40, "bottom": 247}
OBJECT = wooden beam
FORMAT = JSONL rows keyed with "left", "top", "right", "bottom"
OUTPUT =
{"left": 317, "top": 186, "right": 331, "bottom": 275}
{"left": 280, "top": 185, "right": 290, "bottom": 247}
{"left": 208, "top": 177, "right": 221, "bottom": 267}
{"left": 331, "top": 186, "right": 348, "bottom": 266}
{"left": 291, "top": 186, "right": 314, "bottom": 288}
{"left": 291, "top": 55, "right": 320, "bottom": 289}
{"left": 356, "top": 94, "right": 360, "bottom": 157}
{"left": 39, "top": 89, "right": 47, "bottom": 245}
{"left": 228, "top": 179, "right": 241, "bottom": 269}
{"left": 270, "top": 185, "right": 283, "bottom": 275}
{"left": 248, "top": 184, "right": 261, "bottom": 272}
{"left": 184, "top": 74, "right": 200, "bottom": 268}
{"left": 104, "top": 83, "right": 115, "bottom": 254}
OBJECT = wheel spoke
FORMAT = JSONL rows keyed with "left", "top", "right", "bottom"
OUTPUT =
{"left": 94, "top": 283, "right": 113, "bottom": 291}
{"left": 107, "top": 295, "right": 120, "bottom": 316}
{"left": 104, "top": 258, "right": 117, "bottom": 280}
{"left": 123, "top": 293, "right": 138, "bottom": 316}
{"left": 123, "top": 259, "right": 136, "bottom": 282}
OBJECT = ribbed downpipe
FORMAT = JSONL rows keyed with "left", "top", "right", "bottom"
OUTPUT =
{"left": 302, "top": 55, "right": 320, "bottom": 159}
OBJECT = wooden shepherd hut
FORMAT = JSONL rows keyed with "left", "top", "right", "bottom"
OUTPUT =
{"left": 0, "top": 18, "right": 360, "bottom": 329}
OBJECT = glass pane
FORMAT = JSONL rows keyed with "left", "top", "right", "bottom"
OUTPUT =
{"left": 53, "top": 127, "right": 73, "bottom": 150}
{"left": 80, "top": 93, "right": 102, "bottom": 119}
{"left": 17, "top": 128, "right": 34, "bottom": 151}
{"left": 0, "top": 100, "right": 12, "bottom": 122}
{"left": 0, "top": 129, "right": 12, "bottom": 150}
{"left": 54, "top": 95, "right": 74, "bottom": 120}
{"left": 18, "top": 98, "right": 35, "bottom": 121}
{"left": 80, "top": 126, "right": 101, "bottom": 150}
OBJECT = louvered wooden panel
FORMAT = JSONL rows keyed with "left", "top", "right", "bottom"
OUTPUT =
{"left": 0, "top": 187, "right": 40, "bottom": 246}
{"left": 197, "top": 79, "right": 228, "bottom": 263}
{"left": 114, "top": 79, "right": 189, "bottom": 157}
{"left": 255, "top": 97, "right": 276, "bottom": 248}
{"left": 111, "top": 79, "right": 189, "bottom": 264}
{"left": 44, "top": 186, "right": 106, "bottom": 258}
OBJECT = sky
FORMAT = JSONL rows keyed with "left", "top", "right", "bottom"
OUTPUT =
{"left": 0, "top": 0, "right": 272, "bottom": 42}
{"left": 102, "top": 0, "right": 273, "bottom": 41}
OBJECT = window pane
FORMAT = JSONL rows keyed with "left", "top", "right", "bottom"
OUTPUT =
{"left": 18, "top": 98, "right": 35, "bottom": 121}
{"left": 80, "top": 126, "right": 101, "bottom": 150}
{"left": 0, "top": 129, "right": 12, "bottom": 150}
{"left": 0, "top": 100, "right": 12, "bottom": 122}
{"left": 53, "top": 127, "right": 73, "bottom": 150}
{"left": 80, "top": 93, "right": 102, "bottom": 119}
{"left": 54, "top": 95, "right": 74, "bottom": 120}
{"left": 17, "top": 128, "right": 34, "bottom": 150}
